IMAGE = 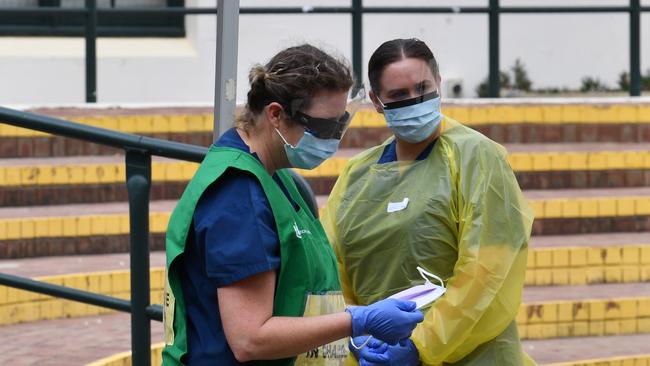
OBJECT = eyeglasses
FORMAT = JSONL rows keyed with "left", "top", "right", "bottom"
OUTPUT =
{"left": 290, "top": 110, "right": 351, "bottom": 140}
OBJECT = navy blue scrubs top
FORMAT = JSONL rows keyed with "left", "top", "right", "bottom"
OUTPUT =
{"left": 180, "top": 128, "right": 293, "bottom": 365}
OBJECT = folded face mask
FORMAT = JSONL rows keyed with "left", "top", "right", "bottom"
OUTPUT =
{"left": 388, "top": 266, "right": 446, "bottom": 309}
{"left": 349, "top": 266, "right": 446, "bottom": 350}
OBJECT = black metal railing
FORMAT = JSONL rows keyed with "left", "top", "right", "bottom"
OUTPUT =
{"left": 0, "top": 0, "right": 647, "bottom": 101}
{"left": 0, "top": 106, "right": 318, "bottom": 366}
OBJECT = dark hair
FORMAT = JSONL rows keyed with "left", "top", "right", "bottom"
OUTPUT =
{"left": 368, "top": 38, "right": 439, "bottom": 93}
{"left": 238, "top": 44, "right": 354, "bottom": 130}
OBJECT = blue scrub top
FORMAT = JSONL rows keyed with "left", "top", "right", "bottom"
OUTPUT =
{"left": 180, "top": 128, "right": 293, "bottom": 365}
{"left": 377, "top": 137, "right": 437, "bottom": 164}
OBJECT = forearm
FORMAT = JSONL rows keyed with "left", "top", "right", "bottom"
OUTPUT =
{"left": 233, "top": 312, "right": 352, "bottom": 361}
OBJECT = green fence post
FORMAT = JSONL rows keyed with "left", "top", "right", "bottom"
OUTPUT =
{"left": 351, "top": 0, "right": 363, "bottom": 92}
{"left": 84, "top": 0, "right": 97, "bottom": 103}
{"left": 488, "top": 0, "right": 500, "bottom": 98}
{"left": 630, "top": 0, "right": 641, "bottom": 96}
{"left": 126, "top": 149, "right": 153, "bottom": 366}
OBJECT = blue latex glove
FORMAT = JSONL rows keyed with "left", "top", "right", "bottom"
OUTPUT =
{"left": 346, "top": 298, "right": 424, "bottom": 345}
{"left": 349, "top": 337, "right": 419, "bottom": 366}
{"left": 349, "top": 336, "right": 388, "bottom": 365}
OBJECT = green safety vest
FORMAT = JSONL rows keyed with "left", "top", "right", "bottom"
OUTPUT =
{"left": 162, "top": 145, "right": 347, "bottom": 366}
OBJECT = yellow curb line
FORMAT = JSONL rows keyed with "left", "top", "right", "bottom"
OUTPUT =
{"left": 1, "top": 267, "right": 648, "bottom": 341}
{"left": 517, "top": 297, "right": 650, "bottom": 340}
{"left": 0, "top": 269, "right": 165, "bottom": 326}
{"left": 2, "top": 103, "right": 650, "bottom": 137}
{"left": 1, "top": 196, "right": 649, "bottom": 241}
{"left": 1, "top": 150, "right": 649, "bottom": 187}
{"left": 85, "top": 342, "right": 164, "bottom": 366}
{"left": 525, "top": 245, "right": 650, "bottom": 286}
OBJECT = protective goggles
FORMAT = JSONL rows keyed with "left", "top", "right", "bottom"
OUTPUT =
{"left": 290, "top": 110, "right": 350, "bottom": 140}
{"left": 380, "top": 90, "right": 439, "bottom": 110}
{"left": 283, "top": 86, "right": 367, "bottom": 140}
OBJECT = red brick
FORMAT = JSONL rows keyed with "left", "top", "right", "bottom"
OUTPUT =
{"left": 32, "top": 137, "right": 52, "bottom": 157}
{"left": 16, "top": 137, "right": 34, "bottom": 157}
{"left": 50, "top": 136, "right": 67, "bottom": 157}
{"left": 0, "top": 138, "right": 18, "bottom": 157}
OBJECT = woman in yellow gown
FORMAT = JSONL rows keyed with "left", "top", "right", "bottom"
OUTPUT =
{"left": 322, "top": 38, "right": 536, "bottom": 366}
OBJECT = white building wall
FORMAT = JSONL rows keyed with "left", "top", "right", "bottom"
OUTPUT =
{"left": 0, "top": 0, "right": 648, "bottom": 105}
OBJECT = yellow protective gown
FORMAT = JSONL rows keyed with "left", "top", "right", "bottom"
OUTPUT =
{"left": 322, "top": 116, "right": 536, "bottom": 366}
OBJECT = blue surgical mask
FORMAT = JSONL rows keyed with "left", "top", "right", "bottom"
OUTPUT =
{"left": 275, "top": 129, "right": 340, "bottom": 169}
{"left": 378, "top": 91, "right": 442, "bottom": 143}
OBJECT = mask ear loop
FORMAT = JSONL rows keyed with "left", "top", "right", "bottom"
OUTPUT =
{"left": 349, "top": 334, "right": 373, "bottom": 350}
{"left": 417, "top": 266, "right": 445, "bottom": 289}
{"left": 274, "top": 128, "right": 297, "bottom": 149}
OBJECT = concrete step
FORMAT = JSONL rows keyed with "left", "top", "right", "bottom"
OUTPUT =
{"left": 522, "top": 187, "right": 650, "bottom": 235}
{"left": 527, "top": 233, "right": 650, "bottom": 287}
{"left": 0, "top": 201, "right": 174, "bottom": 258}
{"left": 1, "top": 228, "right": 648, "bottom": 288}
{"left": 0, "top": 311, "right": 649, "bottom": 365}
{"left": 1, "top": 228, "right": 649, "bottom": 283}
{"left": 523, "top": 334, "right": 650, "bottom": 365}
{"left": 518, "top": 283, "right": 650, "bottom": 341}
{"left": 0, "top": 252, "right": 165, "bottom": 278}
{"left": 1, "top": 143, "right": 649, "bottom": 206}
{"left": 1, "top": 186, "right": 649, "bottom": 257}
{"left": 1, "top": 253, "right": 649, "bottom": 335}
{"left": 322, "top": 186, "right": 650, "bottom": 235}
{"left": 2, "top": 102, "right": 650, "bottom": 157}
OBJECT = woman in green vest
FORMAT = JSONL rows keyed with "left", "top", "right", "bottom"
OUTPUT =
{"left": 163, "top": 44, "right": 424, "bottom": 366}
{"left": 322, "top": 38, "right": 536, "bottom": 366}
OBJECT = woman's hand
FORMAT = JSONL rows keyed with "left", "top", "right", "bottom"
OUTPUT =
{"left": 349, "top": 336, "right": 419, "bottom": 366}
{"left": 346, "top": 298, "right": 424, "bottom": 345}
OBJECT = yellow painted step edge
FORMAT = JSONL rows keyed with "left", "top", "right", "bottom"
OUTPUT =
{"left": 525, "top": 245, "right": 650, "bottom": 286}
{"left": 517, "top": 296, "right": 650, "bottom": 340}
{"left": 85, "top": 346, "right": 650, "bottom": 366}
{"left": 85, "top": 342, "right": 164, "bottom": 366}
{"left": 0, "top": 268, "right": 165, "bottom": 326}
{"left": 2, "top": 150, "right": 650, "bottom": 187}
{"left": 1, "top": 267, "right": 650, "bottom": 334}
{"left": 0, "top": 114, "right": 213, "bottom": 137}
{"left": 2, "top": 103, "right": 650, "bottom": 137}
{"left": 1, "top": 196, "right": 650, "bottom": 241}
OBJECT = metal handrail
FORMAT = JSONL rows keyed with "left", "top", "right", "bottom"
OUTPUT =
{"left": 0, "top": 272, "right": 163, "bottom": 321}
{"left": 0, "top": 1, "right": 647, "bottom": 98}
{"left": 0, "top": 106, "right": 319, "bottom": 365}
{"left": 0, "top": 107, "right": 206, "bottom": 162}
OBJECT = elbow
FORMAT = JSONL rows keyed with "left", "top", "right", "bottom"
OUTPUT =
{"left": 229, "top": 337, "right": 260, "bottom": 363}
{"left": 232, "top": 350, "right": 253, "bottom": 363}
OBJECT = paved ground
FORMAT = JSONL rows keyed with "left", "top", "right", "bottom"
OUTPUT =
{"left": 0, "top": 311, "right": 648, "bottom": 365}
{"left": 523, "top": 334, "right": 650, "bottom": 364}
{"left": 523, "top": 282, "right": 650, "bottom": 302}
{"left": 0, "top": 251, "right": 166, "bottom": 278}
{"left": 529, "top": 232, "right": 650, "bottom": 248}
{"left": 0, "top": 313, "right": 163, "bottom": 366}
{"left": 0, "top": 200, "right": 177, "bottom": 219}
